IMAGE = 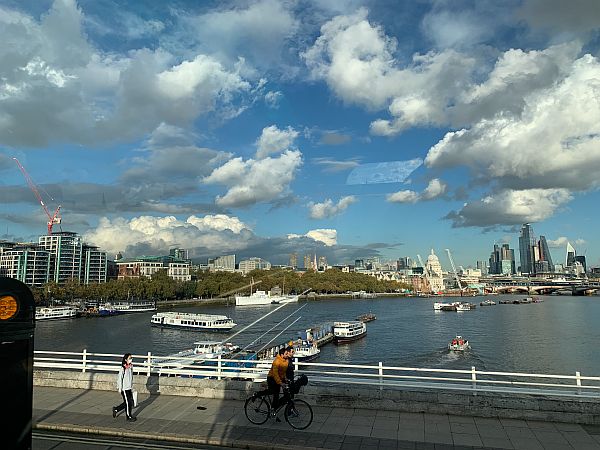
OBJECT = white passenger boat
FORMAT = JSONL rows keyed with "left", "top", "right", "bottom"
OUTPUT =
{"left": 480, "top": 299, "right": 496, "bottom": 306}
{"left": 333, "top": 321, "right": 367, "bottom": 344}
{"left": 152, "top": 341, "right": 240, "bottom": 368}
{"left": 292, "top": 341, "right": 321, "bottom": 362}
{"left": 35, "top": 306, "right": 78, "bottom": 320}
{"left": 151, "top": 312, "right": 236, "bottom": 331}
{"left": 235, "top": 290, "right": 290, "bottom": 306}
{"left": 456, "top": 302, "right": 476, "bottom": 311}
{"left": 110, "top": 301, "right": 156, "bottom": 313}
{"left": 448, "top": 335, "right": 470, "bottom": 352}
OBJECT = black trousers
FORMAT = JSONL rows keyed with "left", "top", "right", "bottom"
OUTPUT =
{"left": 115, "top": 389, "right": 134, "bottom": 418}
{"left": 257, "top": 376, "right": 284, "bottom": 409}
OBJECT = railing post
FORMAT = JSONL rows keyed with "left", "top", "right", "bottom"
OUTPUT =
{"left": 217, "top": 355, "right": 222, "bottom": 380}
{"left": 82, "top": 349, "right": 87, "bottom": 373}
{"left": 147, "top": 352, "right": 152, "bottom": 377}
{"left": 294, "top": 357, "right": 299, "bottom": 374}
{"left": 379, "top": 362, "right": 383, "bottom": 390}
{"left": 471, "top": 366, "right": 477, "bottom": 395}
{"left": 576, "top": 371, "right": 582, "bottom": 395}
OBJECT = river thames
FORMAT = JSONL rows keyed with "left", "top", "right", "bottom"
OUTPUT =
{"left": 35, "top": 294, "right": 600, "bottom": 376}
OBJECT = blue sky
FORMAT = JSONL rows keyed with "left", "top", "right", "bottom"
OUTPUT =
{"left": 1, "top": 0, "right": 599, "bottom": 269}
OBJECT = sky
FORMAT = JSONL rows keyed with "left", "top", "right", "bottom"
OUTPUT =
{"left": 1, "top": 0, "right": 599, "bottom": 269}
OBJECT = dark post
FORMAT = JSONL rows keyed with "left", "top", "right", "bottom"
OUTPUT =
{"left": 0, "top": 277, "right": 36, "bottom": 450}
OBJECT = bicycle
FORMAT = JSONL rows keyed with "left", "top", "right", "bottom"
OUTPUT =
{"left": 244, "top": 375, "right": 313, "bottom": 430}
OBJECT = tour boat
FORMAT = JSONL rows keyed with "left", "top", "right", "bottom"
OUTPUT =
{"left": 434, "top": 301, "right": 460, "bottom": 311}
{"left": 235, "top": 290, "right": 292, "bottom": 306}
{"left": 333, "top": 321, "right": 367, "bottom": 344}
{"left": 448, "top": 335, "right": 470, "bottom": 352}
{"left": 456, "top": 303, "right": 473, "bottom": 311}
{"left": 152, "top": 341, "right": 240, "bottom": 368}
{"left": 35, "top": 306, "right": 78, "bottom": 320}
{"left": 480, "top": 299, "right": 496, "bottom": 306}
{"left": 292, "top": 341, "right": 321, "bottom": 362}
{"left": 109, "top": 301, "right": 156, "bottom": 313}
{"left": 151, "top": 312, "right": 236, "bottom": 331}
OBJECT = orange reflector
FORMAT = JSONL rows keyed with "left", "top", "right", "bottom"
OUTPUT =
{"left": 0, "top": 295, "right": 19, "bottom": 320}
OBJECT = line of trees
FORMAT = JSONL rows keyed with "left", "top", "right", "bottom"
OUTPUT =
{"left": 31, "top": 268, "right": 412, "bottom": 304}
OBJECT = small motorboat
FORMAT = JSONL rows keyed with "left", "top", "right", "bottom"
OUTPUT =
{"left": 356, "top": 313, "right": 376, "bottom": 322}
{"left": 448, "top": 335, "right": 470, "bottom": 352}
{"left": 480, "top": 299, "right": 496, "bottom": 306}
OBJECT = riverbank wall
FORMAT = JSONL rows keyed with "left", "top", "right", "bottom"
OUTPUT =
{"left": 33, "top": 370, "right": 600, "bottom": 424}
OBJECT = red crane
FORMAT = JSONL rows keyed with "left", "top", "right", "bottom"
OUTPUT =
{"left": 13, "top": 157, "right": 62, "bottom": 235}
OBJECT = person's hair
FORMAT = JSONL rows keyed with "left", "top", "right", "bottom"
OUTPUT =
{"left": 121, "top": 353, "right": 132, "bottom": 367}
{"left": 278, "top": 347, "right": 287, "bottom": 355}
{"left": 285, "top": 346, "right": 294, "bottom": 353}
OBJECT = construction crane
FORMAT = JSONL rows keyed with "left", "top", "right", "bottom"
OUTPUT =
{"left": 13, "top": 158, "right": 61, "bottom": 234}
{"left": 445, "top": 248, "right": 463, "bottom": 291}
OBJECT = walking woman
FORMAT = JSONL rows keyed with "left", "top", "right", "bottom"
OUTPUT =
{"left": 113, "top": 353, "right": 136, "bottom": 421}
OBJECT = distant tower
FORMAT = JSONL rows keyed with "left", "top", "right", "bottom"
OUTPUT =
{"left": 519, "top": 224, "right": 536, "bottom": 275}
{"left": 538, "top": 236, "right": 554, "bottom": 273}
{"left": 289, "top": 253, "right": 298, "bottom": 269}
{"left": 313, "top": 253, "right": 318, "bottom": 270}
{"left": 566, "top": 242, "right": 576, "bottom": 267}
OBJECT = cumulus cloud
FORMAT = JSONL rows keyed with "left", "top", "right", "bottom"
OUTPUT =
{"left": 255, "top": 125, "right": 299, "bottom": 159}
{"left": 204, "top": 150, "right": 303, "bottom": 207}
{"left": 426, "top": 53, "right": 600, "bottom": 193}
{"left": 84, "top": 214, "right": 252, "bottom": 256}
{"left": 289, "top": 229, "right": 337, "bottom": 247}
{"left": 387, "top": 178, "right": 447, "bottom": 203}
{"left": 302, "top": 8, "right": 474, "bottom": 134}
{"left": 308, "top": 196, "right": 357, "bottom": 219}
{"left": 444, "top": 188, "right": 573, "bottom": 228}
{"left": 0, "top": 0, "right": 253, "bottom": 147}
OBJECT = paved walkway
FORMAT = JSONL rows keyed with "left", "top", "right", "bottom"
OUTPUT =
{"left": 34, "top": 387, "right": 600, "bottom": 450}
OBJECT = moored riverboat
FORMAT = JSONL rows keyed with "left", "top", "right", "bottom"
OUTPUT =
{"left": 110, "top": 301, "right": 156, "bottom": 313}
{"left": 293, "top": 341, "right": 321, "bottom": 362}
{"left": 480, "top": 299, "right": 496, "bottom": 306}
{"left": 333, "top": 321, "right": 367, "bottom": 344}
{"left": 151, "top": 312, "right": 236, "bottom": 331}
{"left": 35, "top": 306, "right": 78, "bottom": 320}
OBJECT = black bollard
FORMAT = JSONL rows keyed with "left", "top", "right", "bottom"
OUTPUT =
{"left": 0, "top": 277, "right": 36, "bottom": 450}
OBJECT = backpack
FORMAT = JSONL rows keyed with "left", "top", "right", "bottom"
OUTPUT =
{"left": 290, "top": 374, "right": 308, "bottom": 394}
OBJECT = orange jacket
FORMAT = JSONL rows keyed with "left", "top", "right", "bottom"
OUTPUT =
{"left": 267, "top": 354, "right": 288, "bottom": 385}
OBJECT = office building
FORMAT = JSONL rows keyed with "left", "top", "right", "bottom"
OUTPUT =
{"left": 169, "top": 247, "right": 189, "bottom": 261}
{"left": 238, "top": 257, "right": 271, "bottom": 275}
{"left": 318, "top": 256, "right": 328, "bottom": 270}
{"left": 537, "top": 236, "right": 553, "bottom": 272}
{"left": 289, "top": 253, "right": 298, "bottom": 269}
{"left": 489, "top": 244, "right": 516, "bottom": 275}
{"left": 213, "top": 254, "right": 235, "bottom": 272}
{"left": 0, "top": 243, "right": 51, "bottom": 286}
{"left": 82, "top": 245, "right": 108, "bottom": 284}
{"left": 566, "top": 242, "right": 577, "bottom": 267}
{"left": 518, "top": 223, "right": 536, "bottom": 275}
{"left": 39, "top": 232, "right": 84, "bottom": 283}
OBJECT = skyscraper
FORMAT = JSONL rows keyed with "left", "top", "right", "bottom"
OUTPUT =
{"left": 538, "top": 236, "right": 554, "bottom": 272}
{"left": 566, "top": 242, "right": 576, "bottom": 267}
{"left": 518, "top": 224, "right": 536, "bottom": 275}
{"left": 489, "top": 244, "right": 516, "bottom": 275}
{"left": 289, "top": 253, "right": 298, "bottom": 268}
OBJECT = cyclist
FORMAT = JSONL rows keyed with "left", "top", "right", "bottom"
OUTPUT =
{"left": 255, "top": 346, "right": 293, "bottom": 411}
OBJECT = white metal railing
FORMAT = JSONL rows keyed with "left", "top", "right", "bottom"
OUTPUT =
{"left": 33, "top": 350, "right": 600, "bottom": 399}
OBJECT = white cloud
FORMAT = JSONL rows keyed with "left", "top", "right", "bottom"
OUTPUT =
{"left": 445, "top": 188, "right": 573, "bottom": 228}
{"left": 426, "top": 53, "right": 600, "bottom": 194}
{"left": 84, "top": 214, "right": 252, "bottom": 255}
{"left": 387, "top": 178, "right": 447, "bottom": 203}
{"left": 0, "top": 0, "right": 253, "bottom": 147}
{"left": 547, "top": 237, "right": 586, "bottom": 248}
{"left": 302, "top": 8, "right": 474, "bottom": 134}
{"left": 264, "top": 90, "right": 283, "bottom": 108}
{"left": 386, "top": 190, "right": 419, "bottom": 204}
{"left": 309, "top": 196, "right": 357, "bottom": 219}
{"left": 204, "top": 150, "right": 303, "bottom": 207}
{"left": 255, "top": 125, "right": 299, "bottom": 159}
{"left": 287, "top": 228, "right": 338, "bottom": 246}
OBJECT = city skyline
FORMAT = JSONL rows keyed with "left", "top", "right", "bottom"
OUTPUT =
{"left": 1, "top": 0, "right": 599, "bottom": 269}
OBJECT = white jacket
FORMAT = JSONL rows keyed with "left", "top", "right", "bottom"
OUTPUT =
{"left": 116, "top": 365, "right": 133, "bottom": 391}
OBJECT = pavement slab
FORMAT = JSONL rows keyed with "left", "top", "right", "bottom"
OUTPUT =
{"left": 32, "top": 386, "right": 600, "bottom": 450}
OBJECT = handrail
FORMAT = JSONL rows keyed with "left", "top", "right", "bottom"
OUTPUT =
{"left": 32, "top": 350, "right": 600, "bottom": 399}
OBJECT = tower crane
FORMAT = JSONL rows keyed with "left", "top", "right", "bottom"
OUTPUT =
{"left": 445, "top": 248, "right": 463, "bottom": 291}
{"left": 13, "top": 158, "right": 62, "bottom": 234}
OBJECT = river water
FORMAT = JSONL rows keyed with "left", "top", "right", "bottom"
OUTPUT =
{"left": 35, "top": 294, "right": 600, "bottom": 376}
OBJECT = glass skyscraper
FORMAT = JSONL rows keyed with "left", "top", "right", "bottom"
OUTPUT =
{"left": 518, "top": 223, "right": 536, "bottom": 275}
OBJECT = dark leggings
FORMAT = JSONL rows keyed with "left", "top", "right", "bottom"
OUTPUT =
{"left": 115, "top": 389, "right": 134, "bottom": 418}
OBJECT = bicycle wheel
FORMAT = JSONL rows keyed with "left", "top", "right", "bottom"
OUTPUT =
{"left": 284, "top": 399, "right": 313, "bottom": 430}
{"left": 244, "top": 395, "right": 271, "bottom": 425}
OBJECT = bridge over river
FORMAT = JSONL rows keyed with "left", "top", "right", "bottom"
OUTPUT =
{"left": 483, "top": 278, "right": 600, "bottom": 295}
